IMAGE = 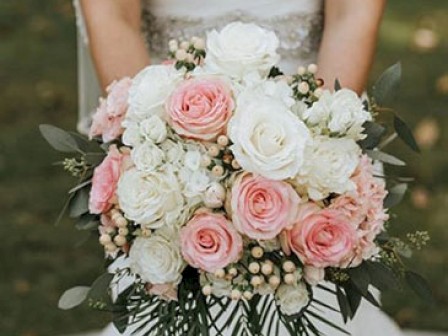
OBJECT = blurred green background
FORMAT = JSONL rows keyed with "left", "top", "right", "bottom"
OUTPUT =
{"left": 0, "top": 1, "right": 447, "bottom": 335}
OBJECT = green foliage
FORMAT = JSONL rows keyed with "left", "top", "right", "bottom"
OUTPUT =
{"left": 58, "top": 286, "right": 91, "bottom": 310}
{"left": 393, "top": 115, "right": 421, "bottom": 153}
{"left": 373, "top": 62, "right": 402, "bottom": 106}
{"left": 39, "top": 124, "right": 84, "bottom": 154}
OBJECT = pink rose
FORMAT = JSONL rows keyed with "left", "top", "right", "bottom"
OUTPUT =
{"left": 89, "top": 77, "right": 132, "bottom": 143}
{"left": 89, "top": 145, "right": 127, "bottom": 214}
{"left": 166, "top": 77, "right": 234, "bottom": 141}
{"left": 286, "top": 204, "right": 357, "bottom": 268}
{"left": 180, "top": 212, "right": 243, "bottom": 273}
{"left": 330, "top": 155, "right": 389, "bottom": 266}
{"left": 231, "top": 173, "right": 301, "bottom": 240}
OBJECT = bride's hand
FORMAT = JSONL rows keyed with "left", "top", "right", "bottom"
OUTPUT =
{"left": 317, "top": 0, "right": 387, "bottom": 94}
{"left": 80, "top": 0, "right": 150, "bottom": 91}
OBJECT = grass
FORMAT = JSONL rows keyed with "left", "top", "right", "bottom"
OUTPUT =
{"left": 0, "top": 1, "right": 447, "bottom": 335}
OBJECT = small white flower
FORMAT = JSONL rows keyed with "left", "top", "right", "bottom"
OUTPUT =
{"left": 275, "top": 283, "right": 310, "bottom": 316}
{"left": 127, "top": 65, "right": 182, "bottom": 121}
{"left": 302, "top": 89, "right": 372, "bottom": 139}
{"left": 228, "top": 84, "right": 311, "bottom": 180}
{"left": 129, "top": 235, "right": 185, "bottom": 285}
{"left": 184, "top": 150, "right": 202, "bottom": 171}
{"left": 205, "top": 22, "right": 280, "bottom": 78}
{"left": 140, "top": 115, "right": 168, "bottom": 144}
{"left": 160, "top": 139, "right": 185, "bottom": 170}
{"left": 117, "top": 168, "right": 184, "bottom": 229}
{"left": 296, "top": 136, "right": 361, "bottom": 200}
{"left": 122, "top": 121, "right": 143, "bottom": 147}
{"left": 131, "top": 141, "right": 165, "bottom": 172}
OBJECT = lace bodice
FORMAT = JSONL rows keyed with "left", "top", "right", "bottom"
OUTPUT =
{"left": 141, "top": 0, "right": 323, "bottom": 71}
{"left": 73, "top": 0, "right": 324, "bottom": 133}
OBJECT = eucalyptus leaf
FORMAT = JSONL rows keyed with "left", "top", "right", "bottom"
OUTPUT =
{"left": 366, "top": 261, "right": 399, "bottom": 290}
{"left": 336, "top": 287, "right": 351, "bottom": 323}
{"left": 358, "top": 121, "right": 387, "bottom": 150}
{"left": 39, "top": 124, "right": 82, "bottom": 153}
{"left": 405, "top": 271, "right": 434, "bottom": 303}
{"left": 87, "top": 273, "right": 115, "bottom": 306}
{"left": 394, "top": 115, "right": 420, "bottom": 153}
{"left": 58, "top": 286, "right": 90, "bottom": 310}
{"left": 69, "top": 187, "right": 90, "bottom": 218}
{"left": 384, "top": 183, "right": 408, "bottom": 208}
{"left": 348, "top": 264, "right": 370, "bottom": 295}
{"left": 373, "top": 62, "right": 402, "bottom": 106}
{"left": 365, "top": 150, "right": 406, "bottom": 166}
{"left": 344, "top": 285, "right": 362, "bottom": 319}
{"left": 85, "top": 152, "right": 106, "bottom": 166}
{"left": 69, "top": 179, "right": 92, "bottom": 194}
{"left": 75, "top": 214, "right": 99, "bottom": 231}
{"left": 69, "top": 131, "right": 90, "bottom": 152}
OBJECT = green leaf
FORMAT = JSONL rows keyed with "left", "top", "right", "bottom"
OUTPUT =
{"left": 87, "top": 273, "right": 115, "bottom": 307}
{"left": 366, "top": 261, "right": 399, "bottom": 290}
{"left": 373, "top": 62, "right": 402, "bottom": 106}
{"left": 344, "top": 285, "right": 362, "bottom": 319}
{"left": 348, "top": 264, "right": 371, "bottom": 295}
{"left": 334, "top": 78, "right": 342, "bottom": 91}
{"left": 58, "top": 286, "right": 90, "bottom": 310}
{"left": 85, "top": 152, "right": 106, "bottom": 166}
{"left": 405, "top": 271, "right": 434, "bottom": 303}
{"left": 336, "top": 287, "right": 351, "bottom": 323}
{"left": 69, "top": 187, "right": 90, "bottom": 218}
{"left": 394, "top": 115, "right": 421, "bottom": 153}
{"left": 75, "top": 214, "right": 99, "bottom": 231}
{"left": 384, "top": 183, "right": 408, "bottom": 208}
{"left": 358, "top": 121, "right": 387, "bottom": 150}
{"left": 39, "top": 124, "right": 82, "bottom": 153}
{"left": 365, "top": 150, "right": 406, "bottom": 166}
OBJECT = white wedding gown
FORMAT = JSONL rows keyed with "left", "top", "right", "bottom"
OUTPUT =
{"left": 73, "top": 0, "right": 403, "bottom": 335}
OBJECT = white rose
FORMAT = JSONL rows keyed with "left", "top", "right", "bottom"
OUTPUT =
{"left": 184, "top": 150, "right": 202, "bottom": 171}
{"left": 127, "top": 65, "right": 182, "bottom": 121}
{"left": 179, "top": 167, "right": 211, "bottom": 201}
{"left": 117, "top": 168, "right": 184, "bottom": 228}
{"left": 303, "top": 266, "right": 325, "bottom": 286}
{"left": 205, "top": 22, "right": 280, "bottom": 78}
{"left": 275, "top": 283, "right": 310, "bottom": 316}
{"left": 296, "top": 136, "right": 360, "bottom": 200}
{"left": 302, "top": 91, "right": 332, "bottom": 128}
{"left": 203, "top": 182, "right": 226, "bottom": 208}
{"left": 131, "top": 141, "right": 165, "bottom": 172}
{"left": 140, "top": 115, "right": 168, "bottom": 143}
{"left": 160, "top": 139, "right": 185, "bottom": 169}
{"left": 228, "top": 88, "right": 311, "bottom": 180}
{"left": 129, "top": 235, "right": 184, "bottom": 284}
{"left": 122, "top": 120, "right": 143, "bottom": 147}
{"left": 302, "top": 89, "right": 372, "bottom": 139}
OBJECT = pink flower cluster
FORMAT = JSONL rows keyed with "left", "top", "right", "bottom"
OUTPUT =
{"left": 282, "top": 155, "right": 389, "bottom": 269}
{"left": 89, "top": 145, "right": 130, "bottom": 214}
{"left": 89, "top": 78, "right": 132, "bottom": 143}
{"left": 330, "top": 155, "right": 389, "bottom": 266}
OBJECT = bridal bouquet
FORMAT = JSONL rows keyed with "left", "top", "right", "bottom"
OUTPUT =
{"left": 41, "top": 22, "right": 431, "bottom": 336}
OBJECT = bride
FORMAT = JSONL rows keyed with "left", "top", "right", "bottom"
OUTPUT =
{"left": 73, "top": 0, "right": 402, "bottom": 335}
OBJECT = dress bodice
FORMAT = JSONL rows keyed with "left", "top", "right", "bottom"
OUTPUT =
{"left": 141, "top": 0, "right": 323, "bottom": 72}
